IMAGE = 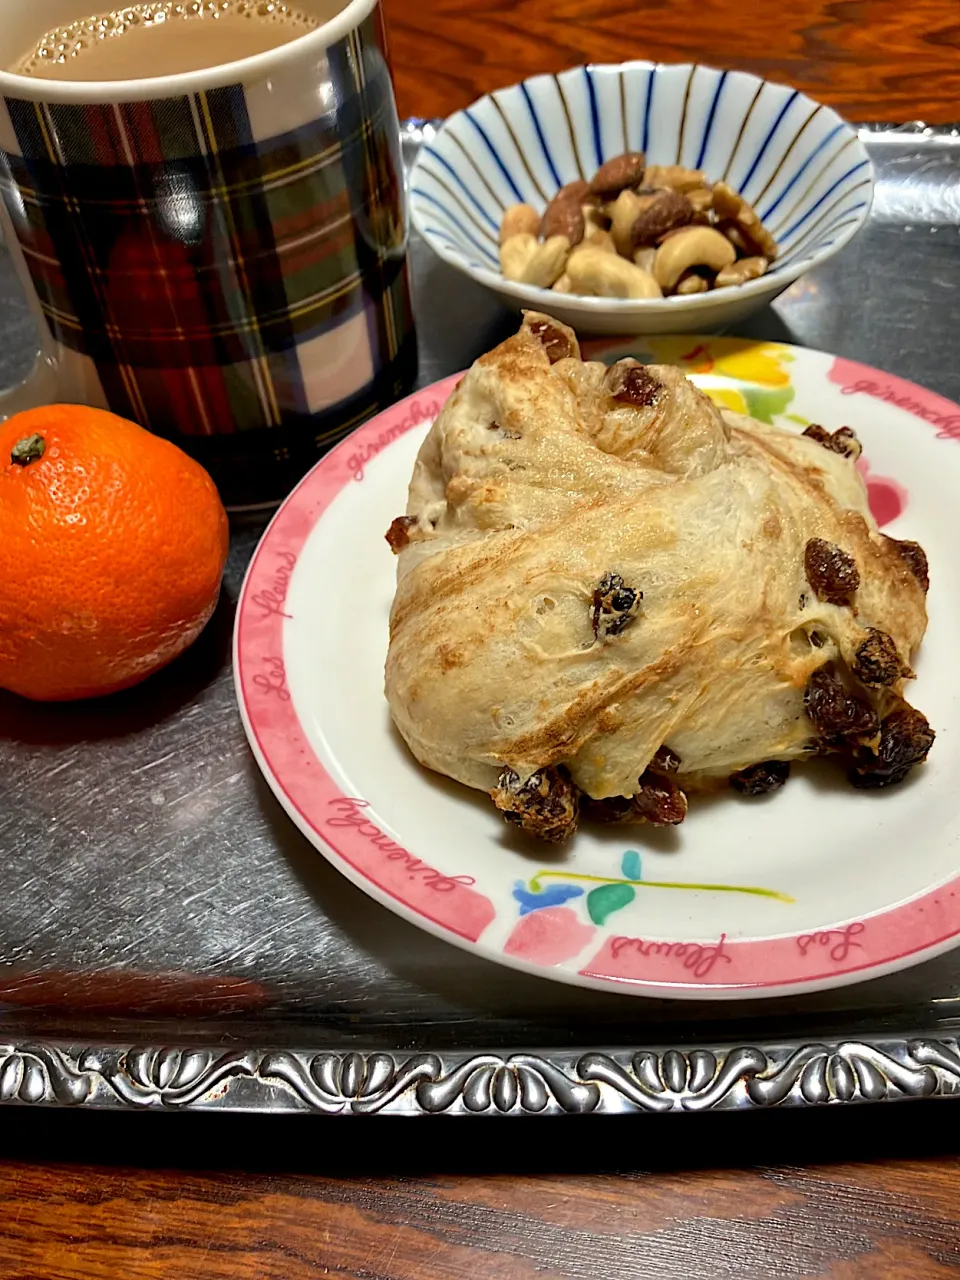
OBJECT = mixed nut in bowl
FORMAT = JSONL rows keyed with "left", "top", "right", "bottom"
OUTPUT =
{"left": 498, "top": 159, "right": 777, "bottom": 296}
{"left": 409, "top": 63, "right": 874, "bottom": 334}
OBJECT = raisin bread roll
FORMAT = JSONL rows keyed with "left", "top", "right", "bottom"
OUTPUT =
{"left": 384, "top": 313, "right": 931, "bottom": 842}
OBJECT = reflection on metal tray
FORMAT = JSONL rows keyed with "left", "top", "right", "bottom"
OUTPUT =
{"left": 0, "top": 122, "right": 958, "bottom": 1117}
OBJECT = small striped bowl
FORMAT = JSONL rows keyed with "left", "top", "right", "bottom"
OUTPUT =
{"left": 409, "top": 63, "right": 874, "bottom": 335}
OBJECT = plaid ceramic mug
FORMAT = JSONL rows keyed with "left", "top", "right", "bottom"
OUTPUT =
{"left": 0, "top": 0, "right": 415, "bottom": 508}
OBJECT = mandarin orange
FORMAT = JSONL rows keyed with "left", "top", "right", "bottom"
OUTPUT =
{"left": 0, "top": 405, "right": 228, "bottom": 701}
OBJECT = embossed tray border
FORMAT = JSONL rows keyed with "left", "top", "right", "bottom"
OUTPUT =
{"left": 2, "top": 122, "right": 958, "bottom": 1117}
{"left": 1, "top": 1035, "right": 959, "bottom": 1113}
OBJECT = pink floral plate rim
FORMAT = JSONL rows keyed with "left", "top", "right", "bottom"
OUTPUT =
{"left": 234, "top": 341, "right": 960, "bottom": 1000}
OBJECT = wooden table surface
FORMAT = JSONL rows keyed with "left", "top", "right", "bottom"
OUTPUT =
{"left": 384, "top": 0, "right": 960, "bottom": 124}
{"left": 2, "top": 1104, "right": 959, "bottom": 1278}
{"left": 4, "top": 3, "right": 960, "bottom": 1278}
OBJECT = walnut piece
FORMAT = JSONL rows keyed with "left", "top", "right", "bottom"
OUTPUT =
{"left": 711, "top": 181, "right": 778, "bottom": 259}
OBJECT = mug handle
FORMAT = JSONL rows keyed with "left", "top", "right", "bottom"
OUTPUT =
{"left": 0, "top": 205, "right": 63, "bottom": 420}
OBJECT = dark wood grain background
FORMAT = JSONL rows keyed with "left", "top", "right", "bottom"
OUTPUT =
{"left": 1, "top": 1107, "right": 958, "bottom": 1278}
{"left": 382, "top": 0, "right": 960, "bottom": 124}
{"left": 3, "top": 2, "right": 959, "bottom": 1277}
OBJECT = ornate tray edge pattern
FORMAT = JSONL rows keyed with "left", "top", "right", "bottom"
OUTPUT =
{"left": 0, "top": 1034, "right": 958, "bottom": 1113}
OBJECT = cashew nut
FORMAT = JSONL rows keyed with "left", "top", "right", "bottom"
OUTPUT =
{"left": 582, "top": 203, "right": 608, "bottom": 238}
{"left": 586, "top": 228, "right": 617, "bottom": 253}
{"left": 609, "top": 189, "right": 643, "bottom": 256}
{"left": 499, "top": 233, "right": 538, "bottom": 281}
{"left": 675, "top": 271, "right": 710, "bottom": 295}
{"left": 520, "top": 234, "right": 571, "bottom": 288}
{"left": 499, "top": 203, "right": 540, "bottom": 244}
{"left": 603, "top": 190, "right": 660, "bottom": 220}
{"left": 567, "top": 246, "right": 663, "bottom": 299}
{"left": 715, "top": 256, "right": 769, "bottom": 288}
{"left": 653, "top": 226, "right": 736, "bottom": 290}
{"left": 643, "top": 165, "right": 706, "bottom": 193}
{"left": 633, "top": 246, "right": 656, "bottom": 274}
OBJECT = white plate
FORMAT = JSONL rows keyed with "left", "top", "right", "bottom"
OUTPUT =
{"left": 235, "top": 337, "right": 960, "bottom": 999}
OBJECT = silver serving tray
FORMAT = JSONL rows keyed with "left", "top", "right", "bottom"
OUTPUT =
{"left": 1, "top": 122, "right": 959, "bottom": 1117}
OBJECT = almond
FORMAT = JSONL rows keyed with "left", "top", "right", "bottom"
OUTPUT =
{"left": 556, "top": 179, "right": 591, "bottom": 205}
{"left": 540, "top": 194, "right": 585, "bottom": 245}
{"left": 630, "top": 190, "right": 694, "bottom": 247}
{"left": 588, "top": 152, "right": 646, "bottom": 198}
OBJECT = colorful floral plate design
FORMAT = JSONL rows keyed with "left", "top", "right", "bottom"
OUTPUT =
{"left": 235, "top": 338, "right": 960, "bottom": 999}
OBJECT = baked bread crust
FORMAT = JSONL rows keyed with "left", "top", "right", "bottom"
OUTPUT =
{"left": 385, "top": 314, "right": 931, "bottom": 838}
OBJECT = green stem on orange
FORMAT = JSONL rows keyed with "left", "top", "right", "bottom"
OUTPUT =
{"left": 10, "top": 434, "right": 45, "bottom": 466}
{"left": 528, "top": 869, "right": 794, "bottom": 904}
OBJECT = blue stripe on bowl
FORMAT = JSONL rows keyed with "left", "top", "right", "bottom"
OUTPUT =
{"left": 463, "top": 110, "right": 525, "bottom": 203}
{"left": 427, "top": 232, "right": 488, "bottom": 272}
{"left": 739, "top": 89, "right": 799, "bottom": 194}
{"left": 778, "top": 198, "right": 869, "bottom": 265}
{"left": 419, "top": 148, "right": 500, "bottom": 232}
{"left": 695, "top": 69, "right": 728, "bottom": 170}
{"left": 426, "top": 225, "right": 487, "bottom": 269}
{"left": 641, "top": 66, "right": 655, "bottom": 154}
{"left": 780, "top": 161, "right": 871, "bottom": 240}
{"left": 418, "top": 173, "right": 499, "bottom": 248}
{"left": 583, "top": 65, "right": 604, "bottom": 169}
{"left": 519, "top": 80, "right": 563, "bottom": 189}
{"left": 758, "top": 122, "right": 845, "bottom": 222}
{"left": 412, "top": 188, "right": 499, "bottom": 265}
{"left": 767, "top": 139, "right": 858, "bottom": 237}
